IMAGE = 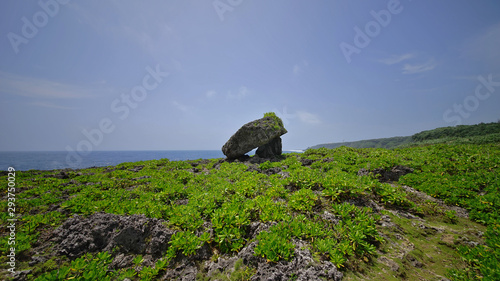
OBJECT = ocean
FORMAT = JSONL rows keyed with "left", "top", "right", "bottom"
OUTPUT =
{"left": 0, "top": 150, "right": 225, "bottom": 171}
{"left": 0, "top": 150, "right": 303, "bottom": 171}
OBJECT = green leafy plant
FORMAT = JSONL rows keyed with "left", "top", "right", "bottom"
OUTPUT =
{"left": 288, "top": 188, "right": 318, "bottom": 212}
{"left": 250, "top": 195, "right": 288, "bottom": 222}
{"left": 167, "top": 204, "right": 204, "bottom": 231}
{"left": 372, "top": 182, "right": 415, "bottom": 208}
{"left": 211, "top": 202, "right": 250, "bottom": 253}
{"left": 34, "top": 252, "right": 116, "bottom": 281}
{"left": 263, "top": 112, "right": 285, "bottom": 130}
{"left": 254, "top": 224, "right": 295, "bottom": 262}
{"left": 444, "top": 210, "right": 458, "bottom": 224}
{"left": 166, "top": 231, "right": 209, "bottom": 259}
{"left": 138, "top": 258, "right": 169, "bottom": 281}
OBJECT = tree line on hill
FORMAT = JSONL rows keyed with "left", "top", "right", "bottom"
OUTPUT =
{"left": 411, "top": 122, "right": 500, "bottom": 142}
{"left": 309, "top": 121, "right": 500, "bottom": 150}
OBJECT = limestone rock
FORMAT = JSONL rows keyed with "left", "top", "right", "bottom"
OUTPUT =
{"left": 358, "top": 165, "right": 414, "bottom": 182}
{"left": 50, "top": 212, "right": 173, "bottom": 260}
{"left": 256, "top": 136, "right": 282, "bottom": 158}
{"left": 222, "top": 114, "right": 287, "bottom": 159}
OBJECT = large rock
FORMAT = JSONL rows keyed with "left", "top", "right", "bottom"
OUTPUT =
{"left": 50, "top": 212, "right": 174, "bottom": 260}
{"left": 222, "top": 114, "right": 287, "bottom": 159}
{"left": 256, "top": 136, "right": 282, "bottom": 158}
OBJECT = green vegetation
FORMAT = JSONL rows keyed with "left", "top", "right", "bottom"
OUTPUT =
{"left": 309, "top": 136, "right": 412, "bottom": 150}
{"left": 167, "top": 231, "right": 210, "bottom": 259}
{"left": 32, "top": 251, "right": 169, "bottom": 281}
{"left": 0, "top": 136, "right": 499, "bottom": 279}
{"left": 263, "top": 112, "right": 285, "bottom": 131}
{"left": 310, "top": 121, "right": 500, "bottom": 149}
{"left": 197, "top": 258, "right": 256, "bottom": 281}
{"left": 412, "top": 122, "right": 500, "bottom": 142}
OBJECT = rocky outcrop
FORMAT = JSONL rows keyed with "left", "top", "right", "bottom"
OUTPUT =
{"left": 358, "top": 165, "right": 414, "bottom": 182}
{"left": 222, "top": 113, "right": 287, "bottom": 159}
{"left": 200, "top": 222, "right": 343, "bottom": 281}
{"left": 50, "top": 212, "right": 173, "bottom": 260}
{"left": 256, "top": 136, "right": 282, "bottom": 158}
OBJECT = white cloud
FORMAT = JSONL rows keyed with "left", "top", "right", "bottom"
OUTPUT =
{"left": 402, "top": 59, "right": 437, "bottom": 74}
{"left": 0, "top": 71, "right": 94, "bottom": 99}
{"left": 297, "top": 111, "right": 321, "bottom": 124}
{"left": 121, "top": 22, "right": 175, "bottom": 57}
{"left": 293, "top": 64, "right": 301, "bottom": 75}
{"left": 172, "top": 101, "right": 189, "bottom": 112}
{"left": 206, "top": 90, "right": 217, "bottom": 98}
{"left": 227, "top": 86, "right": 249, "bottom": 99}
{"left": 376, "top": 53, "right": 436, "bottom": 75}
{"left": 378, "top": 53, "right": 415, "bottom": 65}
{"left": 293, "top": 60, "right": 309, "bottom": 75}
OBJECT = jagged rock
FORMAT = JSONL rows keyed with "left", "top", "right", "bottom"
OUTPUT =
{"left": 51, "top": 212, "right": 174, "bottom": 260}
{"left": 378, "top": 256, "right": 400, "bottom": 272}
{"left": 161, "top": 261, "right": 198, "bottom": 281}
{"left": 201, "top": 239, "right": 342, "bottom": 281}
{"left": 321, "top": 211, "right": 339, "bottom": 225}
{"left": 249, "top": 240, "right": 343, "bottom": 281}
{"left": 256, "top": 136, "right": 282, "bottom": 158}
{"left": 222, "top": 114, "right": 287, "bottom": 159}
{"left": 12, "top": 270, "right": 32, "bottom": 281}
{"left": 358, "top": 165, "right": 414, "bottom": 182}
{"left": 109, "top": 253, "right": 134, "bottom": 269}
{"left": 128, "top": 165, "right": 144, "bottom": 172}
{"left": 205, "top": 256, "right": 239, "bottom": 277}
{"left": 299, "top": 158, "right": 315, "bottom": 166}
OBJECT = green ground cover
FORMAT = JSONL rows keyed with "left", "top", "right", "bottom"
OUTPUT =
{"left": 1, "top": 142, "right": 499, "bottom": 280}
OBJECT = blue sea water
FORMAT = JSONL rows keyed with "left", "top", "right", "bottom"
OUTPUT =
{"left": 0, "top": 150, "right": 226, "bottom": 171}
{"left": 0, "top": 150, "right": 303, "bottom": 171}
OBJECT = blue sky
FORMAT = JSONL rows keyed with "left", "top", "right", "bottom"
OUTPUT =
{"left": 1, "top": 0, "right": 499, "bottom": 152}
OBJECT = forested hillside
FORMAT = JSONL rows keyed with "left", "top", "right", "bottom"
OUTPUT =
{"left": 310, "top": 121, "right": 500, "bottom": 150}
{"left": 411, "top": 122, "right": 500, "bottom": 142}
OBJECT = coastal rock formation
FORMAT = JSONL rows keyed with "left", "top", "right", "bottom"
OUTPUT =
{"left": 358, "top": 165, "right": 414, "bottom": 182}
{"left": 222, "top": 113, "right": 287, "bottom": 159}
{"left": 202, "top": 222, "right": 343, "bottom": 281}
{"left": 256, "top": 136, "right": 282, "bottom": 158}
{"left": 50, "top": 212, "right": 173, "bottom": 260}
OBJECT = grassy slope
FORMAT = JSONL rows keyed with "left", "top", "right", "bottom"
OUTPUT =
{"left": 0, "top": 142, "right": 499, "bottom": 280}
{"left": 308, "top": 136, "right": 412, "bottom": 150}
{"left": 310, "top": 121, "right": 500, "bottom": 150}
